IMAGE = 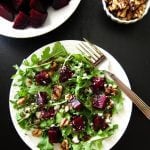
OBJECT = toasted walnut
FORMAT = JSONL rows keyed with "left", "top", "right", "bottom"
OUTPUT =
{"left": 105, "top": 86, "right": 118, "bottom": 96}
{"left": 60, "top": 118, "right": 69, "bottom": 127}
{"left": 61, "top": 140, "right": 69, "bottom": 150}
{"left": 32, "top": 129, "right": 42, "bottom": 137}
{"left": 65, "top": 94, "right": 73, "bottom": 101}
{"left": 17, "top": 97, "right": 26, "bottom": 105}
{"left": 51, "top": 85, "right": 63, "bottom": 100}
{"left": 106, "top": 0, "right": 147, "bottom": 20}
{"left": 51, "top": 61, "right": 57, "bottom": 70}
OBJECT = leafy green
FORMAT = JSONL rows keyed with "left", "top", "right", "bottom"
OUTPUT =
{"left": 38, "top": 137, "right": 53, "bottom": 150}
{"left": 31, "top": 54, "right": 39, "bottom": 65}
{"left": 51, "top": 41, "right": 69, "bottom": 58}
{"left": 41, "top": 47, "right": 51, "bottom": 60}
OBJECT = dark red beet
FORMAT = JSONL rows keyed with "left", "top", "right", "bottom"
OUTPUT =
{"left": 0, "top": 3, "right": 14, "bottom": 21}
{"left": 72, "top": 116, "right": 84, "bottom": 131}
{"left": 36, "top": 92, "right": 47, "bottom": 106}
{"left": 35, "top": 70, "right": 50, "bottom": 85}
{"left": 30, "top": 9, "right": 48, "bottom": 28}
{"left": 91, "top": 77, "right": 105, "bottom": 93}
{"left": 13, "top": 11, "right": 29, "bottom": 29}
{"left": 30, "top": 0, "right": 48, "bottom": 12}
{"left": 48, "top": 127, "right": 62, "bottom": 143}
{"left": 70, "top": 98, "right": 82, "bottom": 111}
{"left": 41, "top": 108, "right": 55, "bottom": 119}
{"left": 93, "top": 115, "right": 108, "bottom": 131}
{"left": 52, "top": 0, "right": 70, "bottom": 10}
{"left": 12, "top": 0, "right": 24, "bottom": 11}
{"left": 92, "top": 95, "right": 108, "bottom": 109}
{"left": 59, "top": 66, "right": 73, "bottom": 82}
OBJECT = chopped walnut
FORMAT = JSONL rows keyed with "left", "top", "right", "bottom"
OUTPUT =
{"left": 32, "top": 129, "right": 42, "bottom": 137}
{"left": 105, "top": 86, "right": 118, "bottom": 96}
{"left": 105, "top": 0, "right": 147, "bottom": 21}
{"left": 51, "top": 85, "right": 63, "bottom": 100}
{"left": 60, "top": 118, "right": 70, "bottom": 127}
{"left": 65, "top": 94, "right": 73, "bottom": 101}
{"left": 61, "top": 139, "right": 69, "bottom": 150}
{"left": 17, "top": 97, "right": 26, "bottom": 105}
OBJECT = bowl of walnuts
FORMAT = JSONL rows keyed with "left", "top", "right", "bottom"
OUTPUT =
{"left": 102, "top": 0, "right": 150, "bottom": 24}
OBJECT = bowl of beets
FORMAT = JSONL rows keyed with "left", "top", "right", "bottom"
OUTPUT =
{"left": 0, "top": 0, "right": 71, "bottom": 29}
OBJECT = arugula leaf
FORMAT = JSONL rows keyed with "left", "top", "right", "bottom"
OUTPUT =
{"left": 50, "top": 42, "right": 69, "bottom": 58}
{"left": 38, "top": 136, "right": 53, "bottom": 150}
{"left": 41, "top": 47, "right": 51, "bottom": 60}
{"left": 31, "top": 54, "right": 39, "bottom": 65}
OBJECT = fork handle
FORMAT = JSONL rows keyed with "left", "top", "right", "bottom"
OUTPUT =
{"left": 110, "top": 73, "right": 150, "bottom": 120}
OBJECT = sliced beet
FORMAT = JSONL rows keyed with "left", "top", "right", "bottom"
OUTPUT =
{"left": 91, "top": 77, "right": 105, "bottom": 93}
{"left": 59, "top": 66, "right": 73, "bottom": 82}
{"left": 12, "top": 0, "right": 24, "bottom": 11}
{"left": 0, "top": 3, "right": 14, "bottom": 21}
{"left": 36, "top": 92, "right": 47, "bottom": 106}
{"left": 48, "top": 127, "right": 62, "bottom": 143}
{"left": 52, "top": 0, "right": 70, "bottom": 10}
{"left": 92, "top": 95, "right": 108, "bottom": 109}
{"left": 70, "top": 98, "right": 82, "bottom": 111}
{"left": 72, "top": 116, "right": 84, "bottom": 131}
{"left": 30, "top": 9, "right": 48, "bottom": 28}
{"left": 93, "top": 115, "right": 108, "bottom": 131}
{"left": 30, "top": 0, "right": 48, "bottom": 13}
{"left": 13, "top": 11, "right": 29, "bottom": 29}
{"left": 41, "top": 108, "right": 55, "bottom": 119}
{"left": 35, "top": 70, "right": 50, "bottom": 85}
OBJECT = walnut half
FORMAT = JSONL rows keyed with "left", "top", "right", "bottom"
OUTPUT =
{"left": 51, "top": 85, "right": 63, "bottom": 100}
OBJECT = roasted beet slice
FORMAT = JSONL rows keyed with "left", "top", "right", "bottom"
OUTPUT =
{"left": 48, "top": 127, "right": 62, "bottom": 143}
{"left": 30, "top": 0, "right": 48, "bottom": 12}
{"left": 93, "top": 115, "right": 108, "bottom": 131}
{"left": 70, "top": 98, "right": 82, "bottom": 111}
{"left": 52, "top": 0, "right": 70, "bottom": 9}
{"left": 59, "top": 66, "right": 73, "bottom": 82}
{"left": 13, "top": 11, "right": 29, "bottom": 29}
{"left": 35, "top": 70, "right": 50, "bottom": 85}
{"left": 30, "top": 9, "right": 48, "bottom": 28}
{"left": 72, "top": 116, "right": 84, "bottom": 131}
{"left": 92, "top": 95, "right": 108, "bottom": 109}
{"left": 91, "top": 77, "right": 105, "bottom": 93}
{"left": 41, "top": 108, "right": 55, "bottom": 119}
{"left": 12, "top": 0, "right": 24, "bottom": 11}
{"left": 36, "top": 92, "right": 47, "bottom": 106}
{"left": 0, "top": 3, "right": 14, "bottom": 21}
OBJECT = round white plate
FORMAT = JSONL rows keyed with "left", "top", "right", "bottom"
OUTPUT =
{"left": 9, "top": 40, "right": 132, "bottom": 150}
{"left": 0, "top": 0, "right": 81, "bottom": 38}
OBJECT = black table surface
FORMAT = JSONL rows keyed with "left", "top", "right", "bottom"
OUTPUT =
{"left": 0, "top": 0, "right": 150, "bottom": 149}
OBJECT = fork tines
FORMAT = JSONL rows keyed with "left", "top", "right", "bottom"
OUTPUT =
{"left": 78, "top": 38, "right": 106, "bottom": 66}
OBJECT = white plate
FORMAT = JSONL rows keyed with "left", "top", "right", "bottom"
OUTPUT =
{"left": 9, "top": 40, "right": 132, "bottom": 150}
{"left": 0, "top": 0, "right": 81, "bottom": 38}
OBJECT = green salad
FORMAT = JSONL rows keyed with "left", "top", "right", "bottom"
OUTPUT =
{"left": 11, "top": 42, "right": 123, "bottom": 150}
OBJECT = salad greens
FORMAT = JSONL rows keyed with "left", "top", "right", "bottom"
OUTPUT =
{"left": 11, "top": 42, "right": 123, "bottom": 150}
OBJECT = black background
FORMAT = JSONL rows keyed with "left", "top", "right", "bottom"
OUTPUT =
{"left": 0, "top": 0, "right": 150, "bottom": 149}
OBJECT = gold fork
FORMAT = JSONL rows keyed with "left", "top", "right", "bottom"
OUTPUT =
{"left": 78, "top": 38, "right": 150, "bottom": 120}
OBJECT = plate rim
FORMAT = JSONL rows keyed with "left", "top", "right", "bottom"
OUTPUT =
{"left": 9, "top": 40, "right": 132, "bottom": 150}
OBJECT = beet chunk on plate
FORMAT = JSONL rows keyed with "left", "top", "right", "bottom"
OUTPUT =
{"left": 30, "top": 9, "right": 48, "bottom": 28}
{"left": 36, "top": 92, "right": 48, "bottom": 106}
{"left": 93, "top": 115, "right": 108, "bottom": 131}
{"left": 13, "top": 11, "right": 29, "bottom": 29}
{"left": 92, "top": 95, "right": 108, "bottom": 109}
{"left": 30, "top": 0, "right": 48, "bottom": 13}
{"left": 52, "top": 0, "right": 70, "bottom": 10}
{"left": 48, "top": 127, "right": 62, "bottom": 143}
{"left": 12, "top": 0, "right": 25, "bottom": 11}
{"left": 0, "top": 3, "right": 14, "bottom": 21}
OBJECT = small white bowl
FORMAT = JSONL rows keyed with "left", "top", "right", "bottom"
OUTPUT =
{"left": 102, "top": 0, "right": 150, "bottom": 24}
